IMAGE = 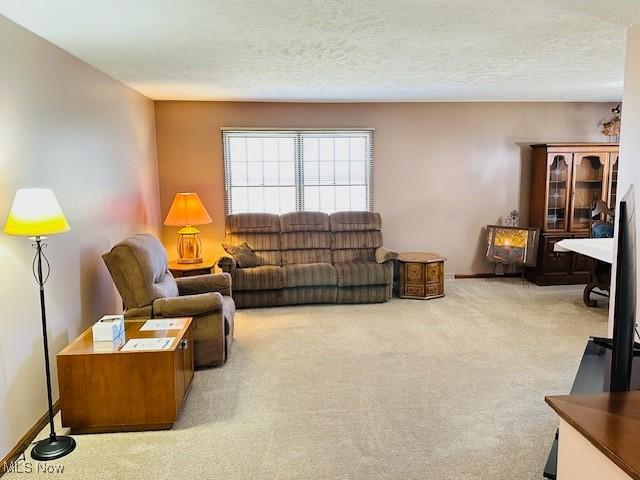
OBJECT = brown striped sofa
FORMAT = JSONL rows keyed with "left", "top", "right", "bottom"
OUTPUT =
{"left": 218, "top": 211, "right": 397, "bottom": 308}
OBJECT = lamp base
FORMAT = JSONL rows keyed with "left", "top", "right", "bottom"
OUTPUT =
{"left": 176, "top": 227, "right": 203, "bottom": 264}
{"left": 31, "top": 435, "right": 76, "bottom": 461}
{"left": 177, "top": 257, "right": 203, "bottom": 264}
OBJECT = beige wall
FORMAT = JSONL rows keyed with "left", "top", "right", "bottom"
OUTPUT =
{"left": 155, "top": 101, "right": 613, "bottom": 274}
{"left": 0, "top": 16, "right": 160, "bottom": 458}
{"left": 609, "top": 22, "right": 640, "bottom": 336}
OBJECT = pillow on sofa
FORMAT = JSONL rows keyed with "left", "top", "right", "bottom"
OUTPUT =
{"left": 222, "top": 242, "right": 260, "bottom": 268}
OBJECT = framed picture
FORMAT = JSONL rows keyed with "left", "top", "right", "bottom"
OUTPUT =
{"left": 485, "top": 225, "right": 539, "bottom": 267}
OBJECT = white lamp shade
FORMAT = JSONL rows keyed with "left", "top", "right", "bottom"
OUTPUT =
{"left": 3, "top": 188, "right": 71, "bottom": 236}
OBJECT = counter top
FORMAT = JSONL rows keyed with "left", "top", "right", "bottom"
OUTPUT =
{"left": 546, "top": 391, "right": 640, "bottom": 480}
{"left": 397, "top": 252, "right": 446, "bottom": 263}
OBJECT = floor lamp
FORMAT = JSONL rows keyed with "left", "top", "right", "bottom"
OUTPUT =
{"left": 3, "top": 188, "right": 76, "bottom": 461}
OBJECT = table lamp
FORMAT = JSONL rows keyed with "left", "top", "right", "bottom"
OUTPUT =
{"left": 3, "top": 188, "right": 76, "bottom": 461}
{"left": 164, "top": 192, "right": 212, "bottom": 264}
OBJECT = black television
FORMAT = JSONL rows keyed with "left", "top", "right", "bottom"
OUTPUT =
{"left": 593, "top": 184, "right": 640, "bottom": 391}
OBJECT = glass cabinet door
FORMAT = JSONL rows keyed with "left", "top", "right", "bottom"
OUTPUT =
{"left": 570, "top": 153, "right": 608, "bottom": 231}
{"left": 545, "top": 154, "right": 572, "bottom": 231}
{"left": 608, "top": 152, "right": 619, "bottom": 209}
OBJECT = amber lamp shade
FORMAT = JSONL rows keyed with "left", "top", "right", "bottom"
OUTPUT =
{"left": 164, "top": 192, "right": 212, "bottom": 264}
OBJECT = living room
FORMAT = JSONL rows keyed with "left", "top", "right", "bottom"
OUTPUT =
{"left": 2, "top": 2, "right": 640, "bottom": 479}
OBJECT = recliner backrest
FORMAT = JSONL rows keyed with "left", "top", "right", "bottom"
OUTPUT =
{"left": 329, "top": 212, "right": 383, "bottom": 263}
{"left": 280, "top": 212, "right": 331, "bottom": 265}
{"left": 225, "top": 213, "right": 281, "bottom": 265}
{"left": 102, "top": 233, "right": 179, "bottom": 309}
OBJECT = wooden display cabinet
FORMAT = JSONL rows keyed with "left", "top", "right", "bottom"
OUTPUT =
{"left": 526, "top": 143, "right": 619, "bottom": 285}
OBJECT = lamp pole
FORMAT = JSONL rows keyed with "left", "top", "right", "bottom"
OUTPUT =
{"left": 35, "top": 238, "right": 56, "bottom": 441}
{"left": 30, "top": 236, "right": 76, "bottom": 461}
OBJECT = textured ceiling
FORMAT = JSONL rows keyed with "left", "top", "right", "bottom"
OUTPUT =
{"left": 1, "top": 0, "right": 639, "bottom": 101}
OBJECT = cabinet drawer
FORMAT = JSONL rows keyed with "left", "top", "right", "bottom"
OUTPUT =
{"left": 426, "top": 283, "right": 442, "bottom": 297}
{"left": 404, "top": 284, "right": 425, "bottom": 297}
{"left": 405, "top": 263, "right": 424, "bottom": 283}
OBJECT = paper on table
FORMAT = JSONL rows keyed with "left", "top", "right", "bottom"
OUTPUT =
{"left": 121, "top": 337, "right": 175, "bottom": 351}
{"left": 140, "top": 319, "right": 185, "bottom": 331}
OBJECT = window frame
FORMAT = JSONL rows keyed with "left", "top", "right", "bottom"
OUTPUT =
{"left": 222, "top": 128, "right": 374, "bottom": 215}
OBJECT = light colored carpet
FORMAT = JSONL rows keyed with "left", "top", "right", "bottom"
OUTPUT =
{"left": 7, "top": 279, "right": 608, "bottom": 479}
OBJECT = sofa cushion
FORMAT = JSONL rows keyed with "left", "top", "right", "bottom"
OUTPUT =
{"left": 233, "top": 265, "right": 284, "bottom": 291}
{"left": 222, "top": 241, "right": 260, "bottom": 268}
{"left": 334, "top": 262, "right": 391, "bottom": 287}
{"left": 283, "top": 263, "right": 337, "bottom": 288}
{"left": 282, "top": 249, "right": 332, "bottom": 265}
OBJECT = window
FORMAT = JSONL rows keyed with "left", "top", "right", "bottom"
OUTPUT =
{"left": 222, "top": 129, "right": 373, "bottom": 214}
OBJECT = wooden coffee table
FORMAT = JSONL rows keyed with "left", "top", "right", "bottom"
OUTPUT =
{"left": 57, "top": 318, "right": 194, "bottom": 434}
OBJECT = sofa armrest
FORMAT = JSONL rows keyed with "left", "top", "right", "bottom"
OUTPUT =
{"left": 153, "top": 292, "right": 222, "bottom": 317}
{"left": 175, "top": 273, "right": 232, "bottom": 296}
{"left": 217, "top": 255, "right": 237, "bottom": 273}
{"left": 375, "top": 247, "right": 398, "bottom": 264}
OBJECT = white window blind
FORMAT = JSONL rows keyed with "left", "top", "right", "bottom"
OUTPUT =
{"left": 223, "top": 129, "right": 373, "bottom": 214}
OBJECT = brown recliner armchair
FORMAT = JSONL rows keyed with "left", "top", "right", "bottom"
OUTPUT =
{"left": 102, "top": 234, "right": 235, "bottom": 368}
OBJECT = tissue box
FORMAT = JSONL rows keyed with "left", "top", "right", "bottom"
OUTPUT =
{"left": 92, "top": 315, "right": 125, "bottom": 342}
{"left": 92, "top": 335, "right": 126, "bottom": 352}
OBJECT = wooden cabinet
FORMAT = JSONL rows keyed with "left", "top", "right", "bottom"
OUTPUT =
{"left": 398, "top": 252, "right": 446, "bottom": 300}
{"left": 57, "top": 318, "right": 194, "bottom": 434}
{"left": 526, "top": 143, "right": 618, "bottom": 285}
{"left": 169, "top": 259, "right": 215, "bottom": 278}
